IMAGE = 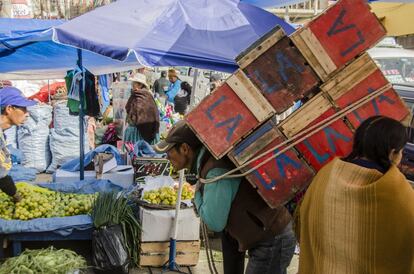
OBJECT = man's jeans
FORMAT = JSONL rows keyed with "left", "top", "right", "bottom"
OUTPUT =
{"left": 222, "top": 222, "right": 296, "bottom": 274}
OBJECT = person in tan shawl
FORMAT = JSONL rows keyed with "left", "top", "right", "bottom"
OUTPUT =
{"left": 297, "top": 116, "right": 414, "bottom": 274}
{"left": 124, "top": 73, "right": 160, "bottom": 144}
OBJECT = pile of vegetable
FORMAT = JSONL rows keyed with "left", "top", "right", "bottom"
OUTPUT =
{"left": 141, "top": 183, "right": 194, "bottom": 205}
{"left": 91, "top": 192, "right": 141, "bottom": 266}
{"left": 0, "top": 182, "right": 96, "bottom": 220}
{"left": 0, "top": 247, "right": 87, "bottom": 273}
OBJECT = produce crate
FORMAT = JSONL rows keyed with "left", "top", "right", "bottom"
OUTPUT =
{"left": 321, "top": 53, "right": 411, "bottom": 128}
{"left": 139, "top": 241, "right": 200, "bottom": 267}
{"left": 290, "top": 0, "right": 386, "bottom": 81}
{"left": 186, "top": 71, "right": 274, "bottom": 159}
{"left": 279, "top": 93, "right": 354, "bottom": 170}
{"left": 228, "top": 117, "right": 314, "bottom": 208}
{"left": 236, "top": 27, "right": 320, "bottom": 114}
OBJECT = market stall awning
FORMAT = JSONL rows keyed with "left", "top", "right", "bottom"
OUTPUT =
{"left": 53, "top": 0, "right": 294, "bottom": 73}
{"left": 370, "top": 2, "right": 414, "bottom": 37}
{"left": 0, "top": 18, "right": 143, "bottom": 80}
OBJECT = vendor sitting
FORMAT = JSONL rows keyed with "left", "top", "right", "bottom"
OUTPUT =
{"left": 124, "top": 73, "right": 160, "bottom": 145}
{"left": 0, "top": 87, "right": 37, "bottom": 201}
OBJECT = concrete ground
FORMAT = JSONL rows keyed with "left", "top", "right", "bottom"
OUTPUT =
{"left": 130, "top": 237, "right": 299, "bottom": 274}
{"left": 131, "top": 253, "right": 299, "bottom": 274}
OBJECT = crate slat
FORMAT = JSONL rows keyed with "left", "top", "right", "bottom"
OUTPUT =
{"left": 279, "top": 93, "right": 333, "bottom": 138}
{"left": 139, "top": 241, "right": 200, "bottom": 267}
{"left": 293, "top": 109, "right": 355, "bottom": 170}
{"left": 186, "top": 83, "right": 261, "bottom": 159}
{"left": 291, "top": 0, "right": 386, "bottom": 81}
{"left": 321, "top": 53, "right": 378, "bottom": 100}
{"left": 227, "top": 70, "right": 275, "bottom": 122}
{"left": 237, "top": 27, "right": 286, "bottom": 69}
{"left": 229, "top": 121, "right": 314, "bottom": 208}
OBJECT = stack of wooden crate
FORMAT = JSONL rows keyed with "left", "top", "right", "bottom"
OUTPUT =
{"left": 185, "top": 0, "right": 411, "bottom": 209}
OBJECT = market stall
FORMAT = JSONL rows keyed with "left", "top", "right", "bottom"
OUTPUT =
{"left": 0, "top": 2, "right": 296, "bottom": 272}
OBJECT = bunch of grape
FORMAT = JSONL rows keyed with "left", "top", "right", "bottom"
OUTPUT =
{"left": 0, "top": 192, "right": 14, "bottom": 220}
{"left": 0, "top": 182, "right": 96, "bottom": 221}
{"left": 142, "top": 183, "right": 195, "bottom": 206}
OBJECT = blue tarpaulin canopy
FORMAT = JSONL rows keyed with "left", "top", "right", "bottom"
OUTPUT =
{"left": 53, "top": 0, "right": 294, "bottom": 73}
{"left": 241, "top": 0, "right": 414, "bottom": 9}
{"left": 0, "top": 18, "right": 143, "bottom": 80}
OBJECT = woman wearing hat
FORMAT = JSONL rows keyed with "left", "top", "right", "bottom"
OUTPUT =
{"left": 124, "top": 73, "right": 160, "bottom": 145}
{"left": 165, "top": 69, "right": 182, "bottom": 106}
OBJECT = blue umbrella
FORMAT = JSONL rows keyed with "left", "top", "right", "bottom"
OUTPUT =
{"left": 53, "top": 0, "right": 294, "bottom": 73}
{"left": 0, "top": 18, "right": 143, "bottom": 80}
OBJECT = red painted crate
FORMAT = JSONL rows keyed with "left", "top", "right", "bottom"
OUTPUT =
{"left": 186, "top": 71, "right": 274, "bottom": 159}
{"left": 321, "top": 53, "right": 411, "bottom": 128}
{"left": 236, "top": 27, "right": 320, "bottom": 114}
{"left": 291, "top": 0, "right": 386, "bottom": 81}
{"left": 279, "top": 94, "right": 354, "bottom": 170}
{"left": 228, "top": 117, "right": 314, "bottom": 208}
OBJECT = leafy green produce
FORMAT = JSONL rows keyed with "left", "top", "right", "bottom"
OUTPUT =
{"left": 91, "top": 192, "right": 141, "bottom": 266}
{"left": 0, "top": 247, "right": 87, "bottom": 274}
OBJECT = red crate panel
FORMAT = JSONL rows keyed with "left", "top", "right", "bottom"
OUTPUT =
{"left": 186, "top": 83, "right": 259, "bottom": 159}
{"left": 295, "top": 109, "right": 354, "bottom": 170}
{"left": 346, "top": 88, "right": 410, "bottom": 128}
{"left": 309, "top": 0, "right": 385, "bottom": 68}
{"left": 335, "top": 69, "right": 389, "bottom": 108}
{"left": 243, "top": 37, "right": 319, "bottom": 113}
{"left": 243, "top": 136, "right": 314, "bottom": 208}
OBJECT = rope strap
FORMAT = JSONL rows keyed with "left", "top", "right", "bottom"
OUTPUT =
{"left": 199, "top": 84, "right": 392, "bottom": 184}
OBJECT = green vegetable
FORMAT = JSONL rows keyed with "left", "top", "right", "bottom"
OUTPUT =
{"left": 0, "top": 247, "right": 87, "bottom": 274}
{"left": 91, "top": 192, "right": 141, "bottom": 266}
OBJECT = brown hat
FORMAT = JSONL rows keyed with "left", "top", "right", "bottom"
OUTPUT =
{"left": 168, "top": 69, "right": 178, "bottom": 78}
{"left": 153, "top": 120, "right": 201, "bottom": 153}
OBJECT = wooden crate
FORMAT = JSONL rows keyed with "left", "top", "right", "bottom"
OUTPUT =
{"left": 186, "top": 71, "right": 274, "bottom": 159}
{"left": 279, "top": 94, "right": 354, "bottom": 170}
{"left": 321, "top": 53, "right": 411, "bottom": 128}
{"left": 345, "top": 87, "right": 411, "bottom": 128}
{"left": 291, "top": 0, "right": 386, "bottom": 81}
{"left": 139, "top": 241, "right": 200, "bottom": 267}
{"left": 236, "top": 27, "right": 320, "bottom": 114}
{"left": 228, "top": 118, "right": 314, "bottom": 208}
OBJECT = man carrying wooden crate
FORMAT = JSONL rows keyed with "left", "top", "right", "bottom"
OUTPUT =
{"left": 154, "top": 120, "right": 296, "bottom": 274}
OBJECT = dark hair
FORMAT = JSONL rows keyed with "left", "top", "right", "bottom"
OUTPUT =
{"left": 343, "top": 116, "right": 408, "bottom": 171}
{"left": 181, "top": 81, "right": 192, "bottom": 94}
{"left": 161, "top": 71, "right": 167, "bottom": 77}
{"left": 1, "top": 105, "right": 26, "bottom": 113}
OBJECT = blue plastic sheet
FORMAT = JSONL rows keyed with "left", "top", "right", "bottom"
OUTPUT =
{"left": 7, "top": 145, "right": 23, "bottom": 165}
{"left": 60, "top": 144, "right": 124, "bottom": 172}
{"left": 9, "top": 165, "right": 37, "bottom": 182}
{"left": 0, "top": 179, "right": 123, "bottom": 236}
{"left": 133, "top": 140, "right": 164, "bottom": 158}
{"left": 38, "top": 179, "right": 123, "bottom": 194}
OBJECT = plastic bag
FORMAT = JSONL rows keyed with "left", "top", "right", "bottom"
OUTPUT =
{"left": 17, "top": 105, "right": 52, "bottom": 172}
{"left": 48, "top": 101, "right": 89, "bottom": 172}
{"left": 4, "top": 126, "right": 17, "bottom": 148}
{"left": 92, "top": 225, "right": 129, "bottom": 273}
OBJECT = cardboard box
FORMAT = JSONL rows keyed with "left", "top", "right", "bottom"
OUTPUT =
{"left": 54, "top": 165, "right": 134, "bottom": 188}
{"left": 139, "top": 207, "right": 200, "bottom": 242}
